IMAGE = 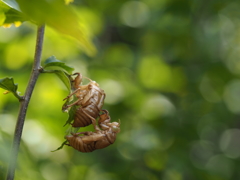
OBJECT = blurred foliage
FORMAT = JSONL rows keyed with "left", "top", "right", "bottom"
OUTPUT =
{"left": 0, "top": 0, "right": 26, "bottom": 27}
{"left": 15, "top": 0, "right": 96, "bottom": 56}
{"left": 0, "top": 0, "right": 96, "bottom": 56}
{"left": 1, "top": 0, "right": 240, "bottom": 180}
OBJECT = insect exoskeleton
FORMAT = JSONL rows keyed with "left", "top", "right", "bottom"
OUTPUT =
{"left": 65, "top": 110, "right": 120, "bottom": 152}
{"left": 62, "top": 73, "right": 106, "bottom": 130}
{"left": 98, "top": 109, "right": 120, "bottom": 132}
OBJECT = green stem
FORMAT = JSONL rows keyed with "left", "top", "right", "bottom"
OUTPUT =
{"left": 6, "top": 25, "right": 45, "bottom": 180}
{"left": 13, "top": 92, "right": 24, "bottom": 101}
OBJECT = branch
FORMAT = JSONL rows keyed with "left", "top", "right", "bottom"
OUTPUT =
{"left": 6, "top": 25, "right": 45, "bottom": 180}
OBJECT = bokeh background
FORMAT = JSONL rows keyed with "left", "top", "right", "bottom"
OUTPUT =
{"left": 1, "top": 0, "right": 240, "bottom": 179}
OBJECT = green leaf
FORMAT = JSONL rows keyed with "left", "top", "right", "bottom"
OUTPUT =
{"left": 0, "top": 77, "right": 17, "bottom": 92}
{"left": 16, "top": 0, "right": 96, "bottom": 56}
{"left": 63, "top": 103, "right": 77, "bottom": 127}
{"left": 0, "top": 0, "right": 27, "bottom": 27}
{"left": 51, "top": 140, "right": 68, "bottom": 152}
{"left": 0, "top": 77, "right": 22, "bottom": 100}
{"left": 43, "top": 56, "right": 74, "bottom": 74}
{"left": 42, "top": 56, "right": 74, "bottom": 92}
{"left": 41, "top": 69, "right": 71, "bottom": 92}
{"left": 62, "top": 93, "right": 79, "bottom": 126}
{"left": 54, "top": 70, "right": 71, "bottom": 92}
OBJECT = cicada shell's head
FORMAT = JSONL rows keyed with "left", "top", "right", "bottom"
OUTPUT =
{"left": 109, "top": 122, "right": 120, "bottom": 134}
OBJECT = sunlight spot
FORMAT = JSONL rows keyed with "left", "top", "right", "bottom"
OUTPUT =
{"left": 22, "top": 120, "right": 68, "bottom": 161}
{"left": 119, "top": 1, "right": 150, "bottom": 28}
{"left": 138, "top": 55, "right": 172, "bottom": 90}
{"left": 220, "top": 129, "right": 240, "bottom": 158}
{"left": 22, "top": 120, "right": 44, "bottom": 145}
{"left": 40, "top": 162, "right": 67, "bottom": 180}
{"left": 99, "top": 79, "right": 124, "bottom": 104}
{"left": 141, "top": 94, "right": 175, "bottom": 120}
{"left": 190, "top": 140, "right": 215, "bottom": 169}
{"left": 225, "top": 47, "right": 240, "bottom": 75}
{"left": 163, "top": 169, "right": 182, "bottom": 180}
{"left": 0, "top": 114, "right": 15, "bottom": 134}
{"left": 223, "top": 80, "right": 240, "bottom": 113}
{"left": 205, "top": 154, "right": 233, "bottom": 179}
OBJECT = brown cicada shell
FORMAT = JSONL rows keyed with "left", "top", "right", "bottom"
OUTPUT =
{"left": 63, "top": 73, "right": 105, "bottom": 130}
{"left": 65, "top": 110, "right": 120, "bottom": 152}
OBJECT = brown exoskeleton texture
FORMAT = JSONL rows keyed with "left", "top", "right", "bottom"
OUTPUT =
{"left": 63, "top": 73, "right": 105, "bottom": 130}
{"left": 65, "top": 110, "right": 120, "bottom": 152}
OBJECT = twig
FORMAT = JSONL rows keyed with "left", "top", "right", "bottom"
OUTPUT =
{"left": 6, "top": 25, "right": 45, "bottom": 180}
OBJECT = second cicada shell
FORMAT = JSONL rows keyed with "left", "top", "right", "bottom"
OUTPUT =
{"left": 65, "top": 110, "right": 120, "bottom": 152}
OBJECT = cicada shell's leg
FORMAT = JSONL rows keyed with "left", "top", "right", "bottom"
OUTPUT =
{"left": 98, "top": 110, "right": 111, "bottom": 130}
{"left": 63, "top": 88, "right": 81, "bottom": 101}
{"left": 81, "top": 87, "right": 95, "bottom": 105}
{"left": 81, "top": 133, "right": 105, "bottom": 144}
{"left": 63, "top": 98, "right": 82, "bottom": 109}
{"left": 64, "top": 85, "right": 90, "bottom": 104}
{"left": 83, "top": 76, "right": 93, "bottom": 82}
{"left": 82, "top": 109, "right": 101, "bottom": 131}
{"left": 78, "top": 85, "right": 89, "bottom": 90}
{"left": 97, "top": 93, "right": 106, "bottom": 110}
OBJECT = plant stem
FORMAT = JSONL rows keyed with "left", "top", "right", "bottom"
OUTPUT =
{"left": 6, "top": 25, "right": 45, "bottom": 180}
